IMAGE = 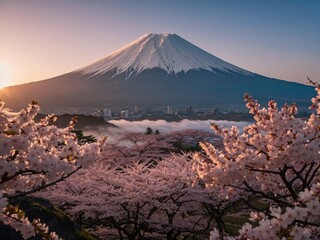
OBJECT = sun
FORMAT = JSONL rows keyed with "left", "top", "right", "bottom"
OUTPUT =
{"left": 0, "top": 65, "right": 11, "bottom": 88}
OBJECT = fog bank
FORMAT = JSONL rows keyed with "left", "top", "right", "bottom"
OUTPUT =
{"left": 109, "top": 119, "right": 249, "bottom": 134}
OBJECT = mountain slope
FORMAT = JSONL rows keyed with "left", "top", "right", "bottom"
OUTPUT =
{"left": 0, "top": 33, "right": 314, "bottom": 112}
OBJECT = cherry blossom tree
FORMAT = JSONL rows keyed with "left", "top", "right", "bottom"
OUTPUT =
{"left": 36, "top": 127, "right": 236, "bottom": 240}
{"left": 41, "top": 153, "right": 215, "bottom": 240}
{"left": 166, "top": 129, "right": 221, "bottom": 153}
{"left": 38, "top": 128, "right": 227, "bottom": 239}
{"left": 194, "top": 84, "right": 320, "bottom": 239}
{"left": 100, "top": 129, "right": 218, "bottom": 168}
{"left": 0, "top": 100, "right": 107, "bottom": 239}
{"left": 102, "top": 131, "right": 174, "bottom": 166}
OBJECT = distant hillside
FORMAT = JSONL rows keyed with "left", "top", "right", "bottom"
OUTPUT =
{"left": 35, "top": 113, "right": 118, "bottom": 129}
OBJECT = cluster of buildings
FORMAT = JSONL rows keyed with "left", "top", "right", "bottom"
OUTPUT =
{"left": 101, "top": 105, "right": 221, "bottom": 120}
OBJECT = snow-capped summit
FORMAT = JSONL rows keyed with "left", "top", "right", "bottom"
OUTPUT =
{"left": 80, "top": 33, "right": 251, "bottom": 76}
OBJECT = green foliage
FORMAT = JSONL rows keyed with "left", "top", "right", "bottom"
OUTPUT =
{"left": 72, "top": 130, "right": 97, "bottom": 145}
{"left": 75, "top": 229, "right": 97, "bottom": 240}
{"left": 145, "top": 127, "right": 153, "bottom": 135}
{"left": 223, "top": 215, "right": 250, "bottom": 236}
{"left": 3, "top": 197, "right": 97, "bottom": 240}
{"left": 145, "top": 127, "right": 160, "bottom": 135}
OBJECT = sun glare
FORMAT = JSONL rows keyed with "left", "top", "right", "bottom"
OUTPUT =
{"left": 0, "top": 65, "right": 11, "bottom": 88}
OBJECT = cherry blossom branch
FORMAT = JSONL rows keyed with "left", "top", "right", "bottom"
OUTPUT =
{"left": 245, "top": 165, "right": 279, "bottom": 174}
{"left": 240, "top": 181, "right": 294, "bottom": 207}
{"left": 6, "top": 167, "right": 82, "bottom": 199}
{"left": 278, "top": 165, "right": 299, "bottom": 200}
{"left": 0, "top": 169, "right": 46, "bottom": 185}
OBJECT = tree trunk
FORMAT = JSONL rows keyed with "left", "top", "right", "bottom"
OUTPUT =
{"left": 216, "top": 217, "right": 225, "bottom": 240}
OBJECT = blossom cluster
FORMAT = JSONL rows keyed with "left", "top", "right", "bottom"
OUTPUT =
{"left": 243, "top": 182, "right": 320, "bottom": 239}
{"left": 3, "top": 205, "right": 61, "bottom": 239}
{"left": 0, "top": 100, "right": 107, "bottom": 238}
{"left": 209, "top": 183, "right": 320, "bottom": 239}
{"left": 195, "top": 85, "right": 320, "bottom": 239}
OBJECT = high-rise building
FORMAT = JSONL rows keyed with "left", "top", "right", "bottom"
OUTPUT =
{"left": 103, "top": 108, "right": 112, "bottom": 118}
{"left": 211, "top": 108, "right": 219, "bottom": 115}
{"left": 186, "top": 106, "right": 193, "bottom": 114}
{"left": 166, "top": 106, "right": 173, "bottom": 115}
{"left": 121, "top": 110, "right": 129, "bottom": 119}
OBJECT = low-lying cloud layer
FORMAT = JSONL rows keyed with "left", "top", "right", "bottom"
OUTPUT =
{"left": 83, "top": 119, "right": 250, "bottom": 143}
{"left": 84, "top": 119, "right": 249, "bottom": 142}
{"left": 109, "top": 119, "right": 249, "bottom": 134}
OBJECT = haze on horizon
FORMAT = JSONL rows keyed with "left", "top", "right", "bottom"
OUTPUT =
{"left": 0, "top": 0, "right": 319, "bottom": 88}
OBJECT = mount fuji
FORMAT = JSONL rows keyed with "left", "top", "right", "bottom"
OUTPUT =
{"left": 1, "top": 33, "right": 314, "bottom": 111}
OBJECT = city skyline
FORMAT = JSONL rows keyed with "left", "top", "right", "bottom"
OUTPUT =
{"left": 0, "top": 0, "right": 320, "bottom": 88}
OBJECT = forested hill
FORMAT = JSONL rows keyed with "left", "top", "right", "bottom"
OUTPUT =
{"left": 35, "top": 113, "right": 117, "bottom": 129}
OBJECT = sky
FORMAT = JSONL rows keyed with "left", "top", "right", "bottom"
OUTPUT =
{"left": 0, "top": 0, "right": 319, "bottom": 88}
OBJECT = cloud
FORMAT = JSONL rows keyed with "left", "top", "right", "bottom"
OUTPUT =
{"left": 83, "top": 119, "right": 249, "bottom": 143}
{"left": 108, "top": 119, "right": 249, "bottom": 134}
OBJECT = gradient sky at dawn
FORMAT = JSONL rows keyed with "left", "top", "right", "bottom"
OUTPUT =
{"left": 0, "top": 0, "right": 319, "bottom": 88}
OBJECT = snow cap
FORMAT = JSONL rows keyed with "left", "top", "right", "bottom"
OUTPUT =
{"left": 80, "top": 33, "right": 251, "bottom": 76}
